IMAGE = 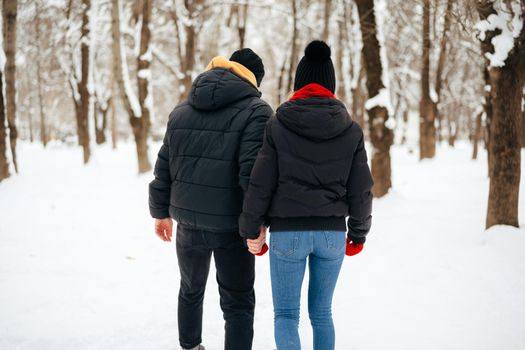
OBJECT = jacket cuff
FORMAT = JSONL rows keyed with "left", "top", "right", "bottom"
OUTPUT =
{"left": 240, "top": 230, "right": 260, "bottom": 240}
{"left": 347, "top": 233, "right": 366, "bottom": 245}
{"left": 150, "top": 207, "right": 170, "bottom": 219}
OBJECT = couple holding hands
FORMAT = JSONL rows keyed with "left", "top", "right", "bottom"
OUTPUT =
{"left": 149, "top": 40, "right": 373, "bottom": 350}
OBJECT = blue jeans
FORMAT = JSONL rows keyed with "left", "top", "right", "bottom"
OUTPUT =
{"left": 269, "top": 230, "right": 346, "bottom": 350}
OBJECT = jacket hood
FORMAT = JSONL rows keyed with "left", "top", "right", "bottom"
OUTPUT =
{"left": 188, "top": 62, "right": 261, "bottom": 111}
{"left": 276, "top": 97, "right": 353, "bottom": 140}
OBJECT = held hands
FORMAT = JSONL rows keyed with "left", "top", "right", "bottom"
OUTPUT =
{"left": 247, "top": 226, "right": 268, "bottom": 256}
{"left": 155, "top": 218, "right": 173, "bottom": 242}
{"left": 346, "top": 236, "right": 364, "bottom": 256}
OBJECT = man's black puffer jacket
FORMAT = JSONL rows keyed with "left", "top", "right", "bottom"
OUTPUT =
{"left": 239, "top": 97, "right": 373, "bottom": 242}
{"left": 149, "top": 68, "right": 273, "bottom": 232}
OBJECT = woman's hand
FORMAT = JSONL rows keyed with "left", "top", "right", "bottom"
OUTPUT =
{"left": 247, "top": 226, "right": 267, "bottom": 255}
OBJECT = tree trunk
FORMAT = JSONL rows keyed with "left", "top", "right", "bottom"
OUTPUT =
{"left": 110, "top": 94, "right": 117, "bottom": 149}
{"left": 351, "top": 55, "right": 366, "bottom": 129}
{"left": 336, "top": 1, "right": 347, "bottom": 104}
{"left": 0, "top": 69, "right": 9, "bottom": 182}
{"left": 75, "top": 0, "right": 91, "bottom": 164}
{"left": 134, "top": 0, "right": 153, "bottom": 173}
{"left": 233, "top": 2, "right": 249, "bottom": 49}
{"left": 434, "top": 0, "right": 452, "bottom": 143}
{"left": 354, "top": 0, "right": 394, "bottom": 198}
{"left": 94, "top": 101, "right": 108, "bottom": 145}
{"left": 277, "top": 52, "right": 288, "bottom": 104}
{"left": 419, "top": 0, "right": 437, "bottom": 160}
{"left": 286, "top": 0, "right": 299, "bottom": 94}
{"left": 477, "top": 0, "right": 524, "bottom": 229}
{"left": 401, "top": 109, "right": 409, "bottom": 145}
{"left": 322, "top": 0, "right": 331, "bottom": 42}
{"left": 34, "top": 5, "right": 47, "bottom": 147}
{"left": 28, "top": 108, "right": 34, "bottom": 143}
{"left": 112, "top": 0, "right": 152, "bottom": 173}
{"left": 178, "top": 0, "right": 204, "bottom": 101}
{"left": 472, "top": 111, "right": 482, "bottom": 160}
{"left": 3, "top": 0, "right": 17, "bottom": 172}
{"left": 485, "top": 66, "right": 522, "bottom": 228}
{"left": 447, "top": 118, "right": 456, "bottom": 146}
{"left": 481, "top": 66, "right": 493, "bottom": 174}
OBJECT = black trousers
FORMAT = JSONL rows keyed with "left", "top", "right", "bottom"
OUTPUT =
{"left": 176, "top": 224, "right": 255, "bottom": 350}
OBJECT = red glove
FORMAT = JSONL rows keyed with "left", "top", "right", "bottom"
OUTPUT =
{"left": 346, "top": 237, "right": 364, "bottom": 256}
{"left": 255, "top": 243, "right": 269, "bottom": 256}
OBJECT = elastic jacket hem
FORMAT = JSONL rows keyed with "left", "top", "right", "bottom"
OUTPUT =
{"left": 270, "top": 216, "right": 346, "bottom": 232}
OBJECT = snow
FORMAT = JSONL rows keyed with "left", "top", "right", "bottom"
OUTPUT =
{"left": 476, "top": 0, "right": 523, "bottom": 67}
{"left": 1, "top": 142, "right": 525, "bottom": 350}
{"left": 140, "top": 47, "right": 153, "bottom": 63}
{"left": 359, "top": 1, "right": 395, "bottom": 118}
{"left": 375, "top": 0, "right": 391, "bottom": 93}
{"left": 145, "top": 85, "right": 155, "bottom": 123}
{"left": 365, "top": 88, "right": 393, "bottom": 114}
{"left": 349, "top": 6, "right": 363, "bottom": 90}
{"left": 137, "top": 68, "right": 152, "bottom": 80}
{"left": 119, "top": 28, "right": 142, "bottom": 118}
{"left": 430, "top": 88, "right": 438, "bottom": 103}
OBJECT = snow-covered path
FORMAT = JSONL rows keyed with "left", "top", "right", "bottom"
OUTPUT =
{"left": 1, "top": 142, "right": 524, "bottom": 350}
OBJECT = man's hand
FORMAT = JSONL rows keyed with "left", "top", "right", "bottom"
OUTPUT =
{"left": 155, "top": 218, "right": 173, "bottom": 242}
{"left": 247, "top": 226, "right": 267, "bottom": 255}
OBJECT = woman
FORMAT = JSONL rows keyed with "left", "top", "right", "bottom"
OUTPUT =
{"left": 239, "top": 41, "right": 373, "bottom": 350}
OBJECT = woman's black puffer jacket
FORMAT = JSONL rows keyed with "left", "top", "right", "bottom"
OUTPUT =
{"left": 239, "top": 97, "right": 373, "bottom": 243}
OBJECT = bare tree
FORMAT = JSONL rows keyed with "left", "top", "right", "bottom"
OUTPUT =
{"left": 471, "top": 110, "right": 482, "bottom": 160}
{"left": 419, "top": 0, "right": 437, "bottom": 159}
{"left": 322, "top": 0, "right": 331, "bottom": 42}
{"left": 64, "top": 0, "right": 91, "bottom": 163}
{"left": 355, "top": 0, "right": 394, "bottom": 197}
{"left": 277, "top": 51, "right": 288, "bottom": 103}
{"left": 335, "top": 0, "right": 348, "bottom": 105}
{"left": 227, "top": 1, "right": 249, "bottom": 49}
{"left": 286, "top": 0, "right": 299, "bottom": 94}
{"left": 434, "top": 0, "right": 453, "bottom": 142}
{"left": 135, "top": 0, "right": 153, "bottom": 173}
{"left": 3, "top": 0, "right": 18, "bottom": 172}
{"left": 477, "top": 0, "right": 524, "bottom": 228}
{"left": 34, "top": 2, "right": 47, "bottom": 147}
{"left": 178, "top": 0, "right": 205, "bottom": 101}
{"left": 111, "top": 0, "right": 152, "bottom": 173}
{"left": 78, "top": 0, "right": 91, "bottom": 163}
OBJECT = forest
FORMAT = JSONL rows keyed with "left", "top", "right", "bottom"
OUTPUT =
{"left": 1, "top": 0, "right": 524, "bottom": 227}
{"left": 0, "top": 1, "right": 524, "bottom": 349}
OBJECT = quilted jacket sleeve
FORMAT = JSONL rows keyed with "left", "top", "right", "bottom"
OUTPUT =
{"left": 239, "top": 120, "right": 278, "bottom": 239}
{"left": 149, "top": 124, "right": 172, "bottom": 219}
{"left": 346, "top": 129, "right": 374, "bottom": 244}
{"left": 238, "top": 103, "right": 273, "bottom": 192}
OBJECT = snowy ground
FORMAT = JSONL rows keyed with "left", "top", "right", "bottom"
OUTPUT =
{"left": 0, "top": 141, "right": 524, "bottom": 350}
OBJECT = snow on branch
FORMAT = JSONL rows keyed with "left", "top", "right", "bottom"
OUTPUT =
{"left": 365, "top": 88, "right": 393, "bottom": 115}
{"left": 476, "top": 0, "right": 523, "bottom": 67}
{"left": 119, "top": 29, "right": 142, "bottom": 118}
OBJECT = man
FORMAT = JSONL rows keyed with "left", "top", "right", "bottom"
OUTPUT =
{"left": 148, "top": 49, "right": 273, "bottom": 350}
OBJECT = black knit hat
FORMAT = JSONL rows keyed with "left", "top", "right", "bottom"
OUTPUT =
{"left": 230, "top": 48, "right": 265, "bottom": 86}
{"left": 294, "top": 40, "right": 336, "bottom": 93}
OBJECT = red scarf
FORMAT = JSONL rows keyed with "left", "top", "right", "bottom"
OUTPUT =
{"left": 289, "top": 83, "right": 336, "bottom": 101}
